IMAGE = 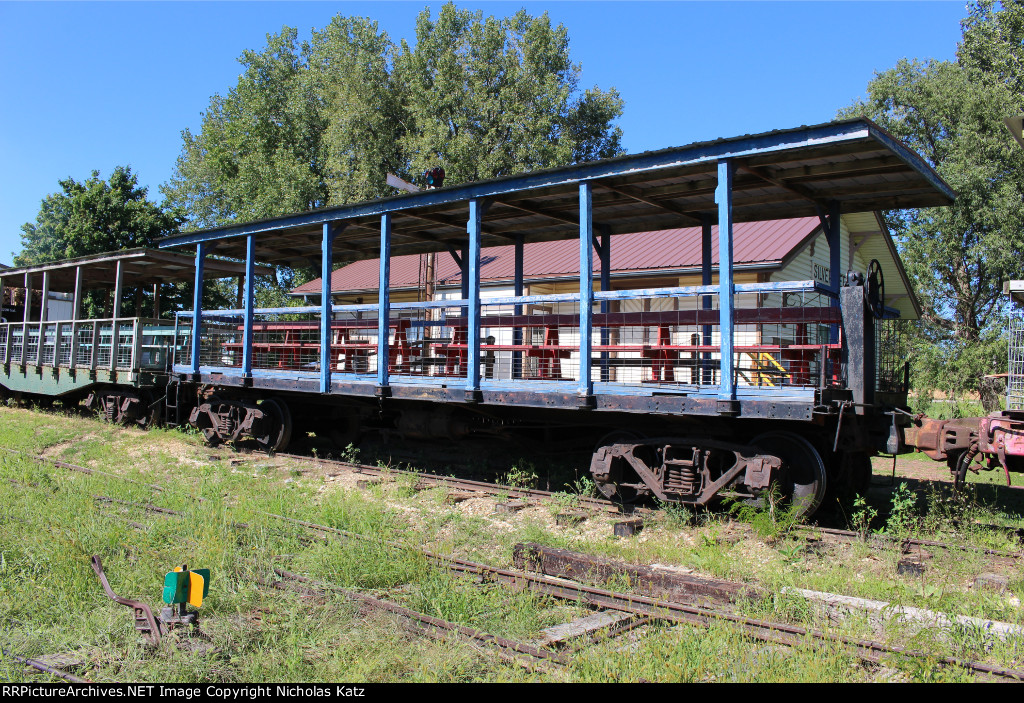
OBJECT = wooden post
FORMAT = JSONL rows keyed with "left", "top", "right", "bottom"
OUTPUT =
{"left": 110, "top": 261, "right": 123, "bottom": 371}
{"left": 69, "top": 267, "right": 82, "bottom": 368}
{"left": 190, "top": 246, "right": 207, "bottom": 375}
{"left": 22, "top": 273, "right": 30, "bottom": 365}
{"left": 320, "top": 223, "right": 344, "bottom": 393}
{"left": 0, "top": 274, "right": 6, "bottom": 364}
{"left": 599, "top": 227, "right": 611, "bottom": 383}
{"left": 701, "top": 214, "right": 713, "bottom": 386}
{"left": 37, "top": 271, "right": 49, "bottom": 366}
{"left": 512, "top": 234, "right": 524, "bottom": 379}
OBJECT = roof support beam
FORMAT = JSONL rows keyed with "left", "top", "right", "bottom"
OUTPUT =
{"left": 37, "top": 271, "right": 50, "bottom": 367}
{"left": 512, "top": 233, "right": 524, "bottom": 380}
{"left": 190, "top": 245, "right": 208, "bottom": 376}
{"left": 701, "top": 214, "right": 713, "bottom": 386}
{"left": 598, "top": 224, "right": 611, "bottom": 383}
{"left": 596, "top": 182, "right": 705, "bottom": 226}
{"left": 495, "top": 197, "right": 579, "bottom": 227}
{"left": 579, "top": 181, "right": 594, "bottom": 402}
{"left": 739, "top": 162, "right": 828, "bottom": 208}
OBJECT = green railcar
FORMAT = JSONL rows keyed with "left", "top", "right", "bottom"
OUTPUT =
{"left": 0, "top": 249, "right": 257, "bottom": 424}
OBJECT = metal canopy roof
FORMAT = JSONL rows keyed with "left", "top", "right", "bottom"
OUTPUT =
{"left": 158, "top": 117, "right": 955, "bottom": 268}
{"left": 0, "top": 248, "right": 273, "bottom": 291}
{"left": 1008, "top": 280, "right": 1024, "bottom": 306}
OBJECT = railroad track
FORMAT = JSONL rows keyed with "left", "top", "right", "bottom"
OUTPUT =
{"left": 259, "top": 569, "right": 567, "bottom": 672}
{"left": 13, "top": 445, "right": 1022, "bottom": 561}
{"left": 261, "top": 510, "right": 1024, "bottom": 682}
{"left": 276, "top": 451, "right": 632, "bottom": 515}
{"left": 8, "top": 453, "right": 1024, "bottom": 682}
{"left": 280, "top": 450, "right": 1024, "bottom": 559}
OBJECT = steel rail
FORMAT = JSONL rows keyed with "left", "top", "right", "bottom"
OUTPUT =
{"left": 262, "top": 568, "right": 567, "bottom": 670}
{"left": 262, "top": 511, "right": 1024, "bottom": 682}
{"left": 276, "top": 451, "right": 634, "bottom": 514}
{"left": 92, "top": 495, "right": 182, "bottom": 516}
{"left": 1, "top": 447, "right": 165, "bottom": 491}
{"left": 0, "top": 647, "right": 94, "bottom": 684}
{"left": 797, "top": 525, "right": 1022, "bottom": 559}
{"left": 278, "top": 451, "right": 1020, "bottom": 560}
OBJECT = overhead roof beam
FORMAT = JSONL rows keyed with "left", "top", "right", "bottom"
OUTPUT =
{"left": 493, "top": 197, "right": 579, "bottom": 227}
{"left": 738, "top": 162, "right": 827, "bottom": 208}
{"left": 595, "top": 182, "right": 705, "bottom": 226}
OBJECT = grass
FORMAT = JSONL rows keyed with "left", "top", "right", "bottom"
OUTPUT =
{"left": 5, "top": 403, "right": 1024, "bottom": 682}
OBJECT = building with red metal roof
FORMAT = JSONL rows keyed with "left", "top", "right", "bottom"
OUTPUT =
{"left": 294, "top": 212, "right": 919, "bottom": 320}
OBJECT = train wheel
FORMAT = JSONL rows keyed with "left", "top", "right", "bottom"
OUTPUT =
{"left": 255, "top": 398, "right": 292, "bottom": 454}
{"left": 750, "top": 431, "right": 827, "bottom": 519}
{"left": 592, "top": 430, "right": 644, "bottom": 504}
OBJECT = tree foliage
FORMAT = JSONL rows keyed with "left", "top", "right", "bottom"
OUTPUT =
{"left": 841, "top": 0, "right": 1024, "bottom": 408}
{"left": 162, "top": 3, "right": 624, "bottom": 230}
{"left": 16, "top": 166, "right": 182, "bottom": 265}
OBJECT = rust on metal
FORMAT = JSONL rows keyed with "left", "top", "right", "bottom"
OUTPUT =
{"left": 1, "top": 647, "right": 93, "bottom": 684}
{"left": 90, "top": 555, "right": 162, "bottom": 647}
{"left": 512, "top": 542, "right": 760, "bottom": 605}
{"left": 268, "top": 568, "right": 566, "bottom": 668}
{"left": 265, "top": 512, "right": 1024, "bottom": 682}
{"left": 903, "top": 417, "right": 978, "bottom": 462}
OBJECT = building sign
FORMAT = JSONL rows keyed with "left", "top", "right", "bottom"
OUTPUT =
{"left": 812, "top": 263, "right": 830, "bottom": 286}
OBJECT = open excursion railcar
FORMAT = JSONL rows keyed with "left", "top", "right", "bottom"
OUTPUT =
{"left": 7, "top": 118, "right": 1019, "bottom": 517}
{"left": 0, "top": 249, "right": 269, "bottom": 424}
{"left": 152, "top": 116, "right": 989, "bottom": 517}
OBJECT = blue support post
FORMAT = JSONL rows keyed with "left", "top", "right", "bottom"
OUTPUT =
{"left": 512, "top": 233, "right": 524, "bottom": 379}
{"left": 716, "top": 161, "right": 737, "bottom": 408}
{"left": 242, "top": 234, "right": 256, "bottom": 380}
{"left": 190, "top": 244, "right": 207, "bottom": 376}
{"left": 460, "top": 244, "right": 470, "bottom": 302}
{"left": 701, "top": 214, "right": 713, "bottom": 386}
{"left": 466, "top": 199, "right": 483, "bottom": 400}
{"left": 599, "top": 227, "right": 611, "bottom": 383}
{"left": 827, "top": 200, "right": 842, "bottom": 351}
{"left": 578, "top": 181, "right": 594, "bottom": 402}
{"left": 319, "top": 222, "right": 346, "bottom": 393}
{"left": 376, "top": 214, "right": 392, "bottom": 396}
{"left": 828, "top": 200, "right": 841, "bottom": 297}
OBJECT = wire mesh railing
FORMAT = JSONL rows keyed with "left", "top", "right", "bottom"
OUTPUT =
{"left": 1010, "top": 317, "right": 1024, "bottom": 412}
{"left": 876, "top": 318, "right": 911, "bottom": 394}
{"left": 177, "top": 281, "right": 838, "bottom": 393}
{"left": 0, "top": 319, "right": 172, "bottom": 372}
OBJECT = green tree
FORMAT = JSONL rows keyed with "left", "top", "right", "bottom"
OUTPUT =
{"left": 17, "top": 166, "right": 182, "bottom": 265}
{"left": 163, "top": 29, "right": 330, "bottom": 229}
{"left": 16, "top": 166, "right": 190, "bottom": 318}
{"left": 841, "top": 1, "right": 1024, "bottom": 410}
{"left": 162, "top": 3, "right": 624, "bottom": 229}
{"left": 395, "top": 5, "right": 623, "bottom": 184}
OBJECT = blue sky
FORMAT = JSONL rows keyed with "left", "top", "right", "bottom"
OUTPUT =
{"left": 0, "top": 1, "right": 968, "bottom": 263}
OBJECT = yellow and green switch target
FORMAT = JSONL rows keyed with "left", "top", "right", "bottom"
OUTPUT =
{"left": 162, "top": 567, "right": 210, "bottom": 608}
